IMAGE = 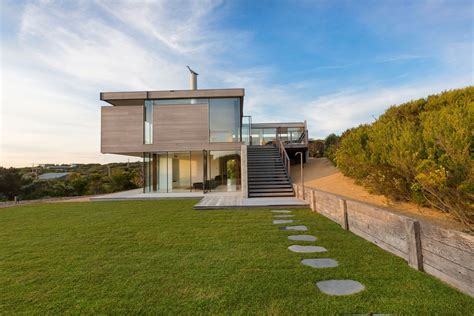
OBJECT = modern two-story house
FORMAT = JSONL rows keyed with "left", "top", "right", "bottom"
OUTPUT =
{"left": 100, "top": 69, "right": 308, "bottom": 198}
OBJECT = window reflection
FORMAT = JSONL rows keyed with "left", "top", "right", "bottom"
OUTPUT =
{"left": 209, "top": 98, "right": 241, "bottom": 142}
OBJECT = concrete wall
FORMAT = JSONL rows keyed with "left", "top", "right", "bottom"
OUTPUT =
{"left": 294, "top": 184, "right": 474, "bottom": 297}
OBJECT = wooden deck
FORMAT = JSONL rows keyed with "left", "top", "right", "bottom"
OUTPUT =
{"left": 193, "top": 194, "right": 309, "bottom": 209}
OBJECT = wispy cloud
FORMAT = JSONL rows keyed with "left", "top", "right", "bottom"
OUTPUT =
{"left": 0, "top": 0, "right": 472, "bottom": 167}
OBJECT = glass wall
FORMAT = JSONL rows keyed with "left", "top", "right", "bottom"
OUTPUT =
{"left": 249, "top": 126, "right": 305, "bottom": 145}
{"left": 250, "top": 128, "right": 277, "bottom": 145}
{"left": 157, "top": 153, "right": 170, "bottom": 192}
{"left": 288, "top": 127, "right": 304, "bottom": 143}
{"left": 144, "top": 153, "right": 152, "bottom": 192}
{"left": 144, "top": 150, "right": 241, "bottom": 193}
{"left": 144, "top": 100, "right": 153, "bottom": 144}
{"left": 242, "top": 116, "right": 251, "bottom": 145}
{"left": 191, "top": 151, "right": 204, "bottom": 191}
{"left": 144, "top": 97, "right": 242, "bottom": 144}
{"left": 209, "top": 98, "right": 241, "bottom": 142}
{"left": 154, "top": 99, "right": 208, "bottom": 105}
{"left": 208, "top": 151, "right": 241, "bottom": 192}
{"left": 169, "top": 152, "right": 191, "bottom": 192}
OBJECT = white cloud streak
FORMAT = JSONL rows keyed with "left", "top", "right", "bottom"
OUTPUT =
{"left": 0, "top": 0, "right": 472, "bottom": 167}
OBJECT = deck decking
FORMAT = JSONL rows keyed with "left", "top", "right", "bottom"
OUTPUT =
{"left": 91, "top": 189, "right": 309, "bottom": 209}
{"left": 193, "top": 194, "right": 308, "bottom": 209}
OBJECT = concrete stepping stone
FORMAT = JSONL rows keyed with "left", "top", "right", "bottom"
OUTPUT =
{"left": 288, "top": 235, "right": 317, "bottom": 242}
{"left": 316, "top": 280, "right": 364, "bottom": 296}
{"left": 271, "top": 210, "right": 292, "bottom": 213}
{"left": 279, "top": 225, "right": 307, "bottom": 231}
{"left": 301, "top": 258, "right": 338, "bottom": 268}
{"left": 288, "top": 245, "right": 327, "bottom": 253}
{"left": 273, "top": 214, "right": 295, "bottom": 218}
{"left": 273, "top": 219, "right": 294, "bottom": 224}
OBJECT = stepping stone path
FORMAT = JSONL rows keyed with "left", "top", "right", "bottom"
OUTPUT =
{"left": 279, "top": 225, "right": 308, "bottom": 231}
{"left": 301, "top": 258, "right": 338, "bottom": 268}
{"left": 316, "top": 280, "right": 364, "bottom": 296}
{"left": 273, "top": 219, "right": 294, "bottom": 224}
{"left": 288, "top": 235, "right": 317, "bottom": 242}
{"left": 288, "top": 245, "right": 327, "bottom": 253}
{"left": 271, "top": 209, "right": 365, "bottom": 296}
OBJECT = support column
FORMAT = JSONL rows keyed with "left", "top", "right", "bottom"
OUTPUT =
{"left": 152, "top": 153, "right": 157, "bottom": 192}
{"left": 405, "top": 219, "right": 423, "bottom": 271}
{"left": 311, "top": 190, "right": 317, "bottom": 212}
{"left": 339, "top": 199, "right": 349, "bottom": 230}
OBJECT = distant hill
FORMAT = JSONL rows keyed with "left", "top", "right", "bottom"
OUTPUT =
{"left": 0, "top": 162, "right": 142, "bottom": 201}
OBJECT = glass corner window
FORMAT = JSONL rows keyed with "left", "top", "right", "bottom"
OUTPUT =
{"left": 144, "top": 100, "right": 153, "bottom": 144}
{"left": 209, "top": 98, "right": 241, "bottom": 143}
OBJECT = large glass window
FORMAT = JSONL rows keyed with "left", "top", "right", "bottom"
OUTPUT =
{"left": 251, "top": 128, "right": 263, "bottom": 145}
{"left": 191, "top": 151, "right": 204, "bottom": 191}
{"left": 143, "top": 151, "right": 217, "bottom": 193}
{"left": 208, "top": 151, "right": 241, "bottom": 192}
{"left": 154, "top": 99, "right": 208, "bottom": 105}
{"left": 209, "top": 98, "right": 241, "bottom": 143}
{"left": 242, "top": 116, "right": 251, "bottom": 145}
{"left": 288, "top": 127, "right": 304, "bottom": 143}
{"left": 263, "top": 128, "right": 277, "bottom": 144}
{"left": 144, "top": 153, "right": 152, "bottom": 192}
{"left": 169, "top": 152, "right": 191, "bottom": 192}
{"left": 157, "top": 153, "right": 169, "bottom": 192}
{"left": 144, "top": 100, "right": 153, "bottom": 144}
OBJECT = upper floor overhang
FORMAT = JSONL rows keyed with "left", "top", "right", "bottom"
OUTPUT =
{"left": 100, "top": 88, "right": 245, "bottom": 107}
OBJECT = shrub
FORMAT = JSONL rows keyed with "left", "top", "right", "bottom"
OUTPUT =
{"left": 333, "top": 86, "right": 474, "bottom": 228}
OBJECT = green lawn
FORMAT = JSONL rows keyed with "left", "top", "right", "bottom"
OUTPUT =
{"left": 0, "top": 200, "right": 472, "bottom": 314}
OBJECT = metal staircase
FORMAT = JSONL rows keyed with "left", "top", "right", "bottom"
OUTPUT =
{"left": 247, "top": 146, "right": 294, "bottom": 198}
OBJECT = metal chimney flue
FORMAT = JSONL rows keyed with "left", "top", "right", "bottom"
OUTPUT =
{"left": 186, "top": 66, "right": 198, "bottom": 90}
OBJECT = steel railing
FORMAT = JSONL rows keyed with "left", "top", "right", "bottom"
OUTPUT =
{"left": 276, "top": 139, "right": 291, "bottom": 179}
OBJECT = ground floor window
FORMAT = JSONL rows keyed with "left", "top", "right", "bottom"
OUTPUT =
{"left": 143, "top": 150, "right": 241, "bottom": 193}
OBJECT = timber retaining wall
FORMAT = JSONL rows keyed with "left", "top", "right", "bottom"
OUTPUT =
{"left": 293, "top": 184, "right": 474, "bottom": 297}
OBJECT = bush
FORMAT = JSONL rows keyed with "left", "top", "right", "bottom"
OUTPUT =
{"left": 334, "top": 86, "right": 474, "bottom": 228}
{"left": 324, "top": 133, "right": 340, "bottom": 163}
{"left": 0, "top": 168, "right": 22, "bottom": 200}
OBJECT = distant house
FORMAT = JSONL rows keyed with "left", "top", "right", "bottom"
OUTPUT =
{"left": 37, "top": 173, "right": 71, "bottom": 181}
{"left": 100, "top": 68, "right": 308, "bottom": 197}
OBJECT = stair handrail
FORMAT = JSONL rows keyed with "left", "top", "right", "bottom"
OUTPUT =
{"left": 276, "top": 139, "right": 291, "bottom": 178}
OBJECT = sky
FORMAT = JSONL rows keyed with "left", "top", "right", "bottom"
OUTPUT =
{"left": 0, "top": 0, "right": 472, "bottom": 167}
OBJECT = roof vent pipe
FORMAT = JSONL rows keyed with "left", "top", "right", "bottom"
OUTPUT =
{"left": 186, "top": 66, "right": 198, "bottom": 90}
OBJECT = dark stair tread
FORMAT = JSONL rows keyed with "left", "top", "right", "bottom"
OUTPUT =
{"left": 249, "top": 192, "right": 295, "bottom": 197}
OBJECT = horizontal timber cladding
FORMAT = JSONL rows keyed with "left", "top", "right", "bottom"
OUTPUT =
{"left": 295, "top": 184, "right": 474, "bottom": 297}
{"left": 101, "top": 106, "right": 144, "bottom": 153}
{"left": 153, "top": 104, "right": 209, "bottom": 143}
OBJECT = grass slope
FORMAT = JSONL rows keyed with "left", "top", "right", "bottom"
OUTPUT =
{"left": 0, "top": 200, "right": 472, "bottom": 314}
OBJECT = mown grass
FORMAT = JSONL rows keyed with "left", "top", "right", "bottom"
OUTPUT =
{"left": 0, "top": 200, "right": 472, "bottom": 314}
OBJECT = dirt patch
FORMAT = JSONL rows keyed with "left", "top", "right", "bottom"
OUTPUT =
{"left": 291, "top": 157, "right": 466, "bottom": 232}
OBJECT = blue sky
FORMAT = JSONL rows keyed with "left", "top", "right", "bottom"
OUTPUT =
{"left": 1, "top": 0, "right": 472, "bottom": 167}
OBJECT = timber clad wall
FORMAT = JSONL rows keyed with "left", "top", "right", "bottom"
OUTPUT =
{"left": 153, "top": 104, "right": 209, "bottom": 143}
{"left": 101, "top": 106, "right": 144, "bottom": 153}
{"left": 294, "top": 184, "right": 474, "bottom": 297}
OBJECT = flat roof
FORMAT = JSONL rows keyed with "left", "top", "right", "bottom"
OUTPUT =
{"left": 100, "top": 88, "right": 245, "bottom": 106}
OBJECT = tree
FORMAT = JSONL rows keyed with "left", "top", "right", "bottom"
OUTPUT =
{"left": 68, "top": 173, "right": 89, "bottom": 195}
{"left": 308, "top": 139, "right": 325, "bottom": 157}
{"left": 109, "top": 168, "right": 138, "bottom": 192}
{"left": 0, "top": 168, "right": 22, "bottom": 200}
